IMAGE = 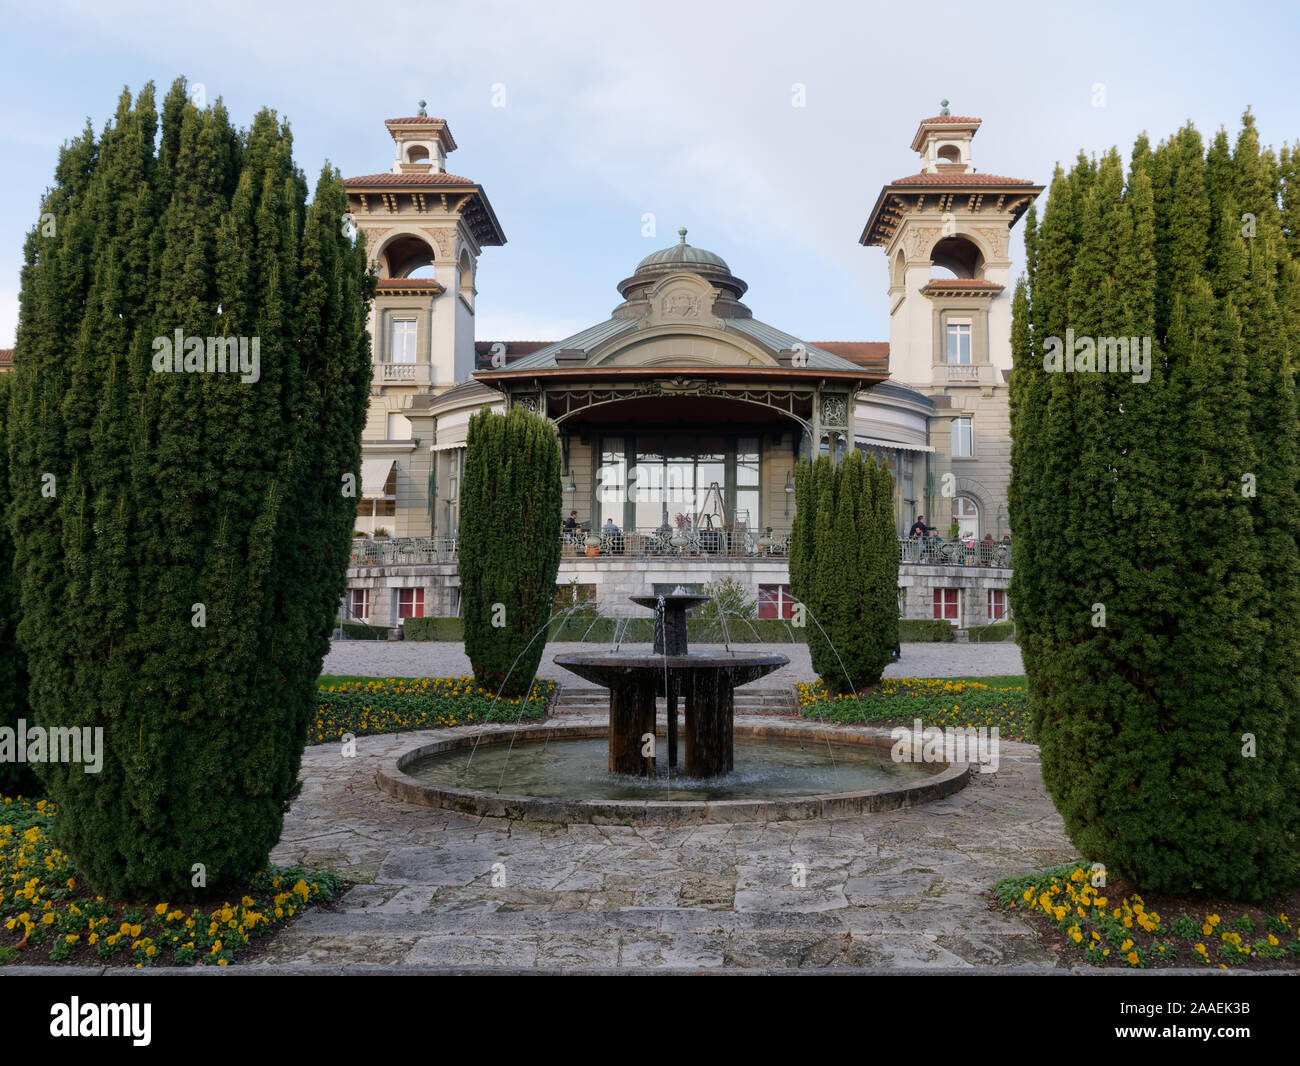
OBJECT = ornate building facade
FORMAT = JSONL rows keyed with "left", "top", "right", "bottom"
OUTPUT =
{"left": 341, "top": 106, "right": 1038, "bottom": 633}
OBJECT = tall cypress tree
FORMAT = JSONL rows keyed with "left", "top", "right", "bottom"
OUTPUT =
{"left": 459, "top": 405, "right": 562, "bottom": 697}
{"left": 6, "top": 81, "right": 372, "bottom": 898}
{"left": 0, "top": 372, "right": 37, "bottom": 796}
{"left": 1011, "top": 118, "right": 1300, "bottom": 900}
{"left": 790, "top": 449, "right": 896, "bottom": 693}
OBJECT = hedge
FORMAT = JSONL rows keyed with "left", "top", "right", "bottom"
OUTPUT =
{"left": 968, "top": 621, "right": 1015, "bottom": 643}
{"left": 402, "top": 617, "right": 464, "bottom": 641}
{"left": 898, "top": 619, "right": 956, "bottom": 642}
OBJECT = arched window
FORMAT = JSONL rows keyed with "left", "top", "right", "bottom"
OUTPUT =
{"left": 953, "top": 496, "right": 978, "bottom": 538}
{"left": 458, "top": 250, "right": 474, "bottom": 297}
{"left": 929, "top": 235, "right": 984, "bottom": 280}
{"left": 937, "top": 144, "right": 961, "bottom": 164}
{"left": 380, "top": 234, "right": 436, "bottom": 279}
{"left": 406, "top": 145, "right": 430, "bottom": 164}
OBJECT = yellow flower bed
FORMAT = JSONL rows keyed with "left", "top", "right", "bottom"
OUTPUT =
{"left": 1, "top": 796, "right": 339, "bottom": 967}
{"left": 796, "top": 677, "right": 1033, "bottom": 741}
{"left": 312, "top": 675, "right": 555, "bottom": 744}
{"left": 996, "top": 860, "right": 1297, "bottom": 969}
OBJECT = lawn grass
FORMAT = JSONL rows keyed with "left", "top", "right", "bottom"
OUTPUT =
{"left": 796, "top": 675, "right": 1033, "bottom": 742}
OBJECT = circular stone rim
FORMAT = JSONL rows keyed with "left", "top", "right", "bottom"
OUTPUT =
{"left": 375, "top": 722, "right": 971, "bottom": 825}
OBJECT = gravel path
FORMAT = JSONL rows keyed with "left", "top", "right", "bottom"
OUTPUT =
{"left": 321, "top": 639, "right": 1024, "bottom": 686}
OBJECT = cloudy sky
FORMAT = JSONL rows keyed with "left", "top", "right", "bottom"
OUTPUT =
{"left": 1, "top": 0, "right": 1296, "bottom": 349}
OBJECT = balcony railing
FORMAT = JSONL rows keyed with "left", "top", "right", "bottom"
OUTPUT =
{"left": 349, "top": 534, "right": 1013, "bottom": 568}
{"left": 561, "top": 526, "right": 791, "bottom": 559}
{"left": 374, "top": 361, "right": 432, "bottom": 385}
{"left": 350, "top": 537, "right": 458, "bottom": 566}
{"left": 898, "top": 536, "right": 1011, "bottom": 568}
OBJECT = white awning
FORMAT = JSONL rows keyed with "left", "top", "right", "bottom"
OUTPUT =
{"left": 431, "top": 441, "right": 464, "bottom": 452}
{"left": 857, "top": 436, "right": 935, "bottom": 454}
{"left": 360, "top": 458, "right": 396, "bottom": 499}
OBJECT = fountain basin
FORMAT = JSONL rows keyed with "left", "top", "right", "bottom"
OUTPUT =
{"left": 554, "top": 652, "right": 789, "bottom": 777}
{"left": 375, "top": 722, "right": 971, "bottom": 825}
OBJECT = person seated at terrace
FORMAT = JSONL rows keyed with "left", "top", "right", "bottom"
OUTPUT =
{"left": 908, "top": 516, "right": 934, "bottom": 539}
{"left": 562, "top": 511, "right": 580, "bottom": 535}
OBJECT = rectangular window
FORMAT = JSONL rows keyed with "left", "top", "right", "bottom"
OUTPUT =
{"left": 389, "top": 319, "right": 418, "bottom": 363}
{"left": 933, "top": 588, "right": 960, "bottom": 624}
{"left": 758, "top": 584, "right": 796, "bottom": 620}
{"left": 349, "top": 588, "right": 370, "bottom": 622}
{"left": 946, "top": 321, "right": 971, "bottom": 364}
{"left": 387, "top": 412, "right": 412, "bottom": 440}
{"left": 951, "top": 416, "right": 973, "bottom": 458}
{"left": 398, "top": 588, "right": 425, "bottom": 619}
{"left": 988, "top": 588, "right": 1007, "bottom": 622}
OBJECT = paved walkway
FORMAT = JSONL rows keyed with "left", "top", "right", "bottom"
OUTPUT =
{"left": 322, "top": 639, "right": 1024, "bottom": 687}
{"left": 260, "top": 711, "right": 1072, "bottom": 971}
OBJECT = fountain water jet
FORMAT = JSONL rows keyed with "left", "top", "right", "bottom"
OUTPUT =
{"left": 553, "top": 593, "right": 789, "bottom": 778}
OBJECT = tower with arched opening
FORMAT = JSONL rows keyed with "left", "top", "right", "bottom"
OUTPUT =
{"left": 860, "top": 106, "right": 1041, "bottom": 543}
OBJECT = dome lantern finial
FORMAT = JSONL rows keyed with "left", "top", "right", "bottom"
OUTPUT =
{"left": 678, "top": 226, "right": 688, "bottom": 244}
{"left": 417, "top": 99, "right": 427, "bottom": 117}
{"left": 939, "top": 98, "right": 950, "bottom": 116}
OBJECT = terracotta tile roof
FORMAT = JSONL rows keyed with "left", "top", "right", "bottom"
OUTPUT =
{"left": 813, "top": 342, "right": 889, "bottom": 366}
{"left": 377, "top": 278, "right": 443, "bottom": 289}
{"left": 918, "top": 115, "right": 981, "bottom": 124}
{"left": 385, "top": 116, "right": 447, "bottom": 125}
{"left": 891, "top": 172, "right": 1035, "bottom": 186}
{"left": 0, "top": 348, "right": 12, "bottom": 366}
{"left": 344, "top": 172, "right": 476, "bottom": 186}
{"left": 921, "top": 279, "right": 1004, "bottom": 289}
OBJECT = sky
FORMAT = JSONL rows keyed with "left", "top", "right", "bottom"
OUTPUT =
{"left": 1, "top": 0, "right": 1297, "bottom": 350}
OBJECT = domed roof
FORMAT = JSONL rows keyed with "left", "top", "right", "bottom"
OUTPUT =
{"left": 635, "top": 228, "right": 732, "bottom": 273}
{"left": 619, "top": 227, "right": 748, "bottom": 303}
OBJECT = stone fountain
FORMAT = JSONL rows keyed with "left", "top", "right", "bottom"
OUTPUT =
{"left": 553, "top": 593, "right": 789, "bottom": 777}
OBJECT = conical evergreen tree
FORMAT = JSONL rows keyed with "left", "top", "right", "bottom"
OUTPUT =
{"left": 1010, "top": 117, "right": 1300, "bottom": 899}
{"left": 6, "top": 81, "right": 372, "bottom": 898}
{"left": 790, "top": 449, "right": 896, "bottom": 693}
{"left": 0, "top": 372, "right": 37, "bottom": 796}
{"left": 459, "top": 405, "right": 562, "bottom": 697}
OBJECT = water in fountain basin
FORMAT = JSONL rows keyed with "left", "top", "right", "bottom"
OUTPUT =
{"left": 410, "top": 735, "right": 940, "bottom": 802}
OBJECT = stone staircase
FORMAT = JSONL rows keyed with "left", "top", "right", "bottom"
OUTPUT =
{"left": 550, "top": 686, "right": 796, "bottom": 717}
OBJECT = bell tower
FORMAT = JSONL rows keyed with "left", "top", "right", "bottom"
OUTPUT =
{"left": 860, "top": 102, "right": 1042, "bottom": 388}
{"left": 860, "top": 103, "right": 1042, "bottom": 542}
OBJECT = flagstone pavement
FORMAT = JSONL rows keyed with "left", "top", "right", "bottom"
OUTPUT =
{"left": 258, "top": 696, "right": 1077, "bottom": 972}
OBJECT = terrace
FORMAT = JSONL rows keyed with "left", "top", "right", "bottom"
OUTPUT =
{"left": 348, "top": 534, "right": 1012, "bottom": 568}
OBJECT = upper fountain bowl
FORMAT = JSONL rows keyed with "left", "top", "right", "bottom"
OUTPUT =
{"left": 628, "top": 593, "right": 712, "bottom": 613}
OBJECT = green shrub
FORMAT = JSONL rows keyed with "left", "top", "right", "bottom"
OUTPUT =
{"left": 968, "top": 621, "right": 1014, "bottom": 643}
{"left": 1009, "top": 116, "right": 1300, "bottom": 899}
{"left": 460, "top": 407, "right": 562, "bottom": 696}
{"left": 790, "top": 451, "right": 899, "bottom": 693}
{"left": 402, "top": 617, "right": 464, "bottom": 641}
{"left": 340, "top": 621, "right": 387, "bottom": 640}
{"left": 899, "top": 619, "right": 955, "bottom": 642}
{"left": 6, "top": 81, "right": 373, "bottom": 898}
{"left": 0, "top": 373, "right": 37, "bottom": 796}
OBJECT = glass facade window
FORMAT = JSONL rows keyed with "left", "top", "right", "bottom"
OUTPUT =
{"left": 389, "top": 318, "right": 418, "bottom": 363}
{"left": 954, "top": 496, "right": 979, "bottom": 539}
{"left": 988, "top": 588, "right": 1007, "bottom": 622}
{"left": 946, "top": 321, "right": 971, "bottom": 364}
{"left": 398, "top": 588, "right": 425, "bottom": 619}
{"left": 951, "top": 416, "right": 973, "bottom": 457}
{"left": 933, "top": 588, "right": 960, "bottom": 624}
{"left": 349, "top": 588, "right": 369, "bottom": 621}
{"left": 758, "top": 584, "right": 796, "bottom": 620}
{"left": 600, "top": 434, "right": 760, "bottom": 530}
